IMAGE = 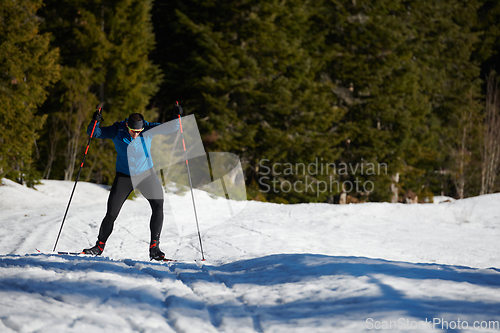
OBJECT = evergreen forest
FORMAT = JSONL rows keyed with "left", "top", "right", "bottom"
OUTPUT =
{"left": 1, "top": 0, "right": 500, "bottom": 204}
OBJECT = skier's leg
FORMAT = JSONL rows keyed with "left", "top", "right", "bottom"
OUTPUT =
{"left": 148, "top": 199, "right": 164, "bottom": 240}
{"left": 98, "top": 174, "right": 134, "bottom": 243}
{"left": 137, "top": 171, "right": 164, "bottom": 240}
{"left": 83, "top": 174, "right": 133, "bottom": 255}
{"left": 137, "top": 171, "right": 165, "bottom": 259}
{"left": 147, "top": 198, "right": 165, "bottom": 259}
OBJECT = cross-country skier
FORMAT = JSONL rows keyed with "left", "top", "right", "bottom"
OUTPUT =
{"left": 83, "top": 105, "right": 183, "bottom": 260}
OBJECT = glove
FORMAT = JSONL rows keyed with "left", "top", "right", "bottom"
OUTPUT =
{"left": 173, "top": 103, "right": 183, "bottom": 118}
{"left": 92, "top": 110, "right": 102, "bottom": 122}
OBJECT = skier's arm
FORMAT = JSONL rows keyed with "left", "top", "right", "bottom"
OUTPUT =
{"left": 148, "top": 119, "right": 180, "bottom": 133}
{"left": 142, "top": 103, "right": 182, "bottom": 136}
{"left": 143, "top": 118, "right": 180, "bottom": 135}
{"left": 87, "top": 119, "right": 119, "bottom": 139}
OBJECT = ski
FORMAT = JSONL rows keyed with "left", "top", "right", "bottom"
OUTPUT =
{"left": 152, "top": 258, "right": 178, "bottom": 262}
{"left": 36, "top": 248, "right": 87, "bottom": 256}
{"left": 36, "top": 249, "right": 202, "bottom": 263}
{"left": 152, "top": 258, "right": 206, "bottom": 264}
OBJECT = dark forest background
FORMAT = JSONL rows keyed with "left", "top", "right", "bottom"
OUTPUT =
{"left": 1, "top": 0, "right": 500, "bottom": 204}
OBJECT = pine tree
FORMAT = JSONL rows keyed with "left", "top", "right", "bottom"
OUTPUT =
{"left": 475, "top": 0, "right": 500, "bottom": 76}
{"left": 475, "top": 0, "right": 500, "bottom": 194}
{"left": 321, "top": 0, "right": 482, "bottom": 201}
{"left": 320, "top": 0, "right": 439, "bottom": 201}
{"left": 37, "top": 0, "right": 161, "bottom": 184}
{"left": 414, "top": 0, "right": 483, "bottom": 199}
{"left": 0, "top": 0, "right": 60, "bottom": 185}
{"left": 153, "top": 0, "right": 486, "bottom": 202}
{"left": 153, "top": 0, "right": 344, "bottom": 203}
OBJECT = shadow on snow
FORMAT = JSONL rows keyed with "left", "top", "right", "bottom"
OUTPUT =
{"left": 0, "top": 253, "right": 499, "bottom": 332}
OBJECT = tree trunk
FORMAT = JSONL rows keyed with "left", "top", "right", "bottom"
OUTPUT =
{"left": 391, "top": 173, "right": 399, "bottom": 203}
{"left": 480, "top": 71, "right": 500, "bottom": 195}
{"left": 63, "top": 103, "right": 84, "bottom": 181}
{"left": 43, "top": 115, "right": 60, "bottom": 179}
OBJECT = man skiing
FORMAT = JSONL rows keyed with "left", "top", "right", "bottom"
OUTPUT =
{"left": 83, "top": 105, "right": 182, "bottom": 260}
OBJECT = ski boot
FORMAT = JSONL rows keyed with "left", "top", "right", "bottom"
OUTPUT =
{"left": 149, "top": 240, "right": 165, "bottom": 260}
{"left": 83, "top": 240, "right": 105, "bottom": 255}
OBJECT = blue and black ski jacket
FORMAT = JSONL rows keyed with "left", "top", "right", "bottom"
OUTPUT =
{"left": 87, "top": 118, "right": 180, "bottom": 176}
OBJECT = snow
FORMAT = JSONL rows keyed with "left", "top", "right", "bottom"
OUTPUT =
{"left": 1, "top": 177, "right": 500, "bottom": 332}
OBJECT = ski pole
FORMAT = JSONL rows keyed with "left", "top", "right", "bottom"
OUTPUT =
{"left": 176, "top": 101, "right": 205, "bottom": 261}
{"left": 53, "top": 107, "right": 102, "bottom": 252}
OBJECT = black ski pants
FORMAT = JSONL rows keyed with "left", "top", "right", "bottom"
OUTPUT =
{"left": 97, "top": 170, "right": 164, "bottom": 243}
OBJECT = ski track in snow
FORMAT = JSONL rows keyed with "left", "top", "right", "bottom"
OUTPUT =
{"left": 1, "top": 179, "right": 500, "bottom": 332}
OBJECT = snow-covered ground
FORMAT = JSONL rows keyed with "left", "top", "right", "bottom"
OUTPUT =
{"left": 1, "top": 178, "right": 500, "bottom": 332}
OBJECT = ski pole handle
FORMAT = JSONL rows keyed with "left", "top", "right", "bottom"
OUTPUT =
{"left": 82, "top": 107, "right": 101, "bottom": 167}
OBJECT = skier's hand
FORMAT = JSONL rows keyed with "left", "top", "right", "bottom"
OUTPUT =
{"left": 173, "top": 103, "right": 183, "bottom": 118}
{"left": 92, "top": 110, "right": 102, "bottom": 122}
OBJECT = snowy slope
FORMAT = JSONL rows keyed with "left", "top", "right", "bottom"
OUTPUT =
{"left": 1, "top": 179, "right": 500, "bottom": 332}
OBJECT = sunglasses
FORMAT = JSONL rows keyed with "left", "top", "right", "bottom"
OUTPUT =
{"left": 127, "top": 126, "right": 144, "bottom": 133}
